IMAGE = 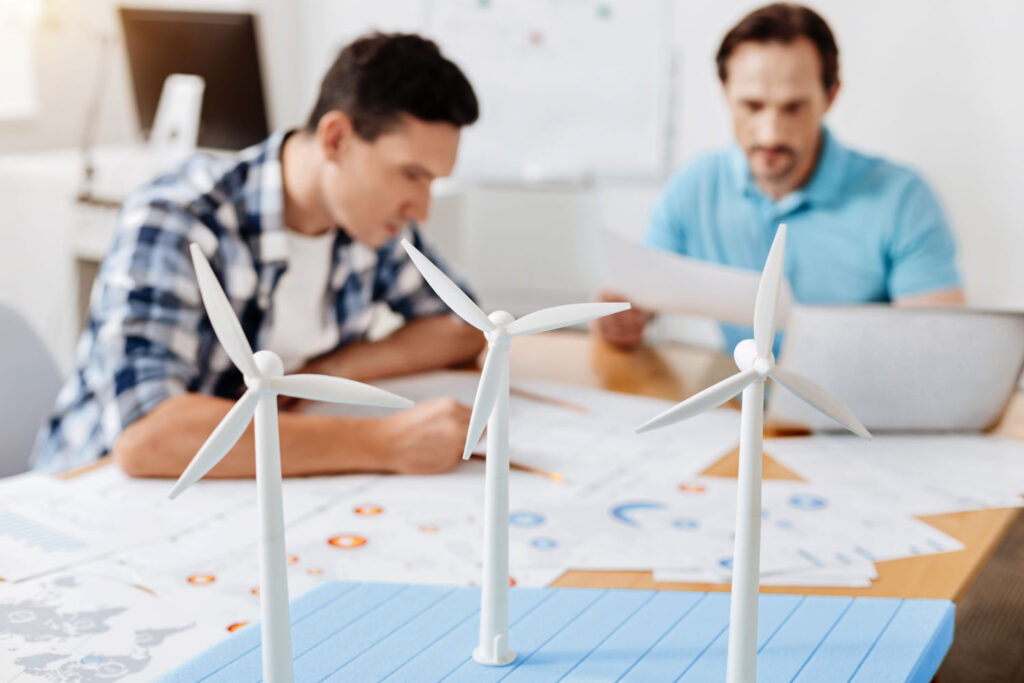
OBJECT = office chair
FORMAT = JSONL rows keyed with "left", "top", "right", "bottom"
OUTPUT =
{"left": 0, "top": 303, "right": 62, "bottom": 477}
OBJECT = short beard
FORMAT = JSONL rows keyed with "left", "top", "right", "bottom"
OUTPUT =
{"left": 748, "top": 147, "right": 797, "bottom": 183}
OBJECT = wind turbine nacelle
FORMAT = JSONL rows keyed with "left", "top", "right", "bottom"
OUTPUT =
{"left": 253, "top": 350, "right": 285, "bottom": 377}
{"left": 488, "top": 311, "right": 515, "bottom": 326}
{"left": 244, "top": 350, "right": 285, "bottom": 393}
{"left": 733, "top": 338, "right": 773, "bottom": 376}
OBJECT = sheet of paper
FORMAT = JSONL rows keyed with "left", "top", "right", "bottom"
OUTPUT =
{"left": 766, "top": 435, "right": 1024, "bottom": 515}
{"left": 599, "top": 229, "right": 793, "bottom": 326}
{"left": 754, "top": 478, "right": 962, "bottom": 564}
{"left": 513, "top": 378, "right": 743, "bottom": 484}
{"left": 599, "top": 476, "right": 866, "bottom": 580}
{"left": 0, "top": 471, "right": 69, "bottom": 504}
{"left": 0, "top": 562, "right": 251, "bottom": 683}
{"left": 308, "top": 371, "right": 743, "bottom": 491}
{"left": 0, "top": 466, "right": 255, "bottom": 581}
{"left": 114, "top": 474, "right": 381, "bottom": 575}
{"left": 601, "top": 474, "right": 961, "bottom": 585}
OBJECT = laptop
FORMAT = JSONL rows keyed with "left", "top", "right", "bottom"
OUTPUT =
{"left": 766, "top": 305, "right": 1024, "bottom": 433}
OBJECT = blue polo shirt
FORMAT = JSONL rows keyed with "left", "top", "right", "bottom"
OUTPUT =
{"left": 644, "top": 127, "right": 961, "bottom": 349}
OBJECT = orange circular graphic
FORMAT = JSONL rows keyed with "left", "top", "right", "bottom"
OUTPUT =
{"left": 307, "top": 567, "right": 324, "bottom": 576}
{"left": 187, "top": 574, "right": 215, "bottom": 585}
{"left": 226, "top": 621, "right": 249, "bottom": 632}
{"left": 678, "top": 483, "right": 706, "bottom": 494}
{"left": 509, "top": 577, "right": 517, "bottom": 587}
{"left": 287, "top": 554, "right": 299, "bottom": 564}
{"left": 328, "top": 534, "right": 368, "bottom": 549}
{"left": 419, "top": 524, "right": 439, "bottom": 534}
{"left": 250, "top": 587, "right": 260, "bottom": 596}
{"left": 354, "top": 505, "right": 384, "bottom": 517}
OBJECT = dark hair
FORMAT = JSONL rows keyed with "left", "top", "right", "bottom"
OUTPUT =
{"left": 716, "top": 3, "right": 839, "bottom": 92}
{"left": 305, "top": 32, "right": 479, "bottom": 139}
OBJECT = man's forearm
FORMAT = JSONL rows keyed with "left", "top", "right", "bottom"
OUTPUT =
{"left": 896, "top": 288, "right": 966, "bottom": 306}
{"left": 112, "top": 393, "right": 388, "bottom": 479}
{"left": 307, "top": 314, "right": 485, "bottom": 382}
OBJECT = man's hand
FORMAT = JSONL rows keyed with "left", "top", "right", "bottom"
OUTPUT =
{"left": 592, "top": 288, "right": 653, "bottom": 350}
{"left": 370, "top": 398, "right": 472, "bottom": 474}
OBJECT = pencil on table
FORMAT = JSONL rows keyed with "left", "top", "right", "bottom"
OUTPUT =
{"left": 469, "top": 454, "right": 564, "bottom": 483}
{"left": 509, "top": 386, "right": 589, "bottom": 414}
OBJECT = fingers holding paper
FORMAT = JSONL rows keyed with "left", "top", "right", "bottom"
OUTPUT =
{"left": 592, "top": 288, "right": 654, "bottom": 350}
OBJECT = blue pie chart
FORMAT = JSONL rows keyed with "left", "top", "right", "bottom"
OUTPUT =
{"left": 610, "top": 501, "right": 666, "bottom": 527}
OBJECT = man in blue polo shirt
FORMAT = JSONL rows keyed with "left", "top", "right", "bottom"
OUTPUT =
{"left": 596, "top": 3, "right": 963, "bottom": 350}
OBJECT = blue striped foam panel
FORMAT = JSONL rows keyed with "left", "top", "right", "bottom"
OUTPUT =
{"left": 160, "top": 581, "right": 954, "bottom": 682}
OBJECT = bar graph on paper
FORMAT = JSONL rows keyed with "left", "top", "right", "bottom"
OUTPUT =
{"left": 0, "top": 510, "right": 88, "bottom": 553}
{"left": 0, "top": 508, "right": 102, "bottom": 581}
{"left": 0, "top": 468, "right": 255, "bottom": 582}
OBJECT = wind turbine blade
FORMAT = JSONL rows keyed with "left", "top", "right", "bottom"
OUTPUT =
{"left": 189, "top": 244, "right": 260, "bottom": 379}
{"left": 506, "top": 302, "right": 631, "bottom": 338}
{"left": 462, "top": 348, "right": 505, "bottom": 460}
{"left": 771, "top": 366, "right": 871, "bottom": 439}
{"left": 169, "top": 390, "right": 260, "bottom": 499}
{"left": 636, "top": 369, "right": 758, "bottom": 434}
{"left": 268, "top": 374, "right": 414, "bottom": 409}
{"left": 401, "top": 239, "right": 495, "bottom": 333}
{"left": 753, "top": 224, "right": 787, "bottom": 359}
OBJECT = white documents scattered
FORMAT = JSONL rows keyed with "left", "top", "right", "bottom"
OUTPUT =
{"left": 0, "top": 468, "right": 251, "bottom": 581}
{"left": 765, "top": 434, "right": 1024, "bottom": 515}
{"left": 2, "top": 371, "right": 1022, "bottom": 681}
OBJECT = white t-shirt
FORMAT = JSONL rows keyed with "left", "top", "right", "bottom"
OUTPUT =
{"left": 262, "top": 228, "right": 340, "bottom": 373}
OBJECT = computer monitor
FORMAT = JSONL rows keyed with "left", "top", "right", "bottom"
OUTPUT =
{"left": 118, "top": 7, "right": 270, "bottom": 150}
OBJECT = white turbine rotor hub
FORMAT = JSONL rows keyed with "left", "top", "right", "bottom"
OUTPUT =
{"left": 734, "top": 339, "right": 773, "bottom": 377}
{"left": 485, "top": 311, "right": 515, "bottom": 346}
{"left": 253, "top": 350, "right": 284, "bottom": 377}
{"left": 245, "top": 350, "right": 284, "bottom": 393}
{"left": 733, "top": 339, "right": 758, "bottom": 370}
{"left": 488, "top": 310, "right": 515, "bottom": 326}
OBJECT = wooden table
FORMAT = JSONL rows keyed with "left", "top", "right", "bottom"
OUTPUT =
{"left": 508, "top": 331, "right": 1022, "bottom": 601}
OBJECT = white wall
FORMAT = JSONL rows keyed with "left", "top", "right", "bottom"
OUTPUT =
{"left": 0, "top": 0, "right": 136, "bottom": 153}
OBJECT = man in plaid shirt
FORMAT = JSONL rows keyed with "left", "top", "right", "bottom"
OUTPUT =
{"left": 34, "top": 33, "right": 485, "bottom": 477}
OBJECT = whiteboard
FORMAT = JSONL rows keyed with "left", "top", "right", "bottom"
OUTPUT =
{"left": 421, "top": 0, "right": 673, "bottom": 183}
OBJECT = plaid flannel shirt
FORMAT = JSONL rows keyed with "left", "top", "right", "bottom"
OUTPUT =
{"left": 33, "top": 131, "right": 471, "bottom": 472}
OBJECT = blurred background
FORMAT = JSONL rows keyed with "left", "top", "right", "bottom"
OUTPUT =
{"left": 2, "top": 0, "right": 1023, "bottom": 374}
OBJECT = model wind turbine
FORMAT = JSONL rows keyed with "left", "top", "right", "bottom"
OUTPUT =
{"left": 636, "top": 224, "right": 871, "bottom": 683}
{"left": 401, "top": 238, "right": 628, "bottom": 666}
{"left": 169, "top": 243, "right": 415, "bottom": 683}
